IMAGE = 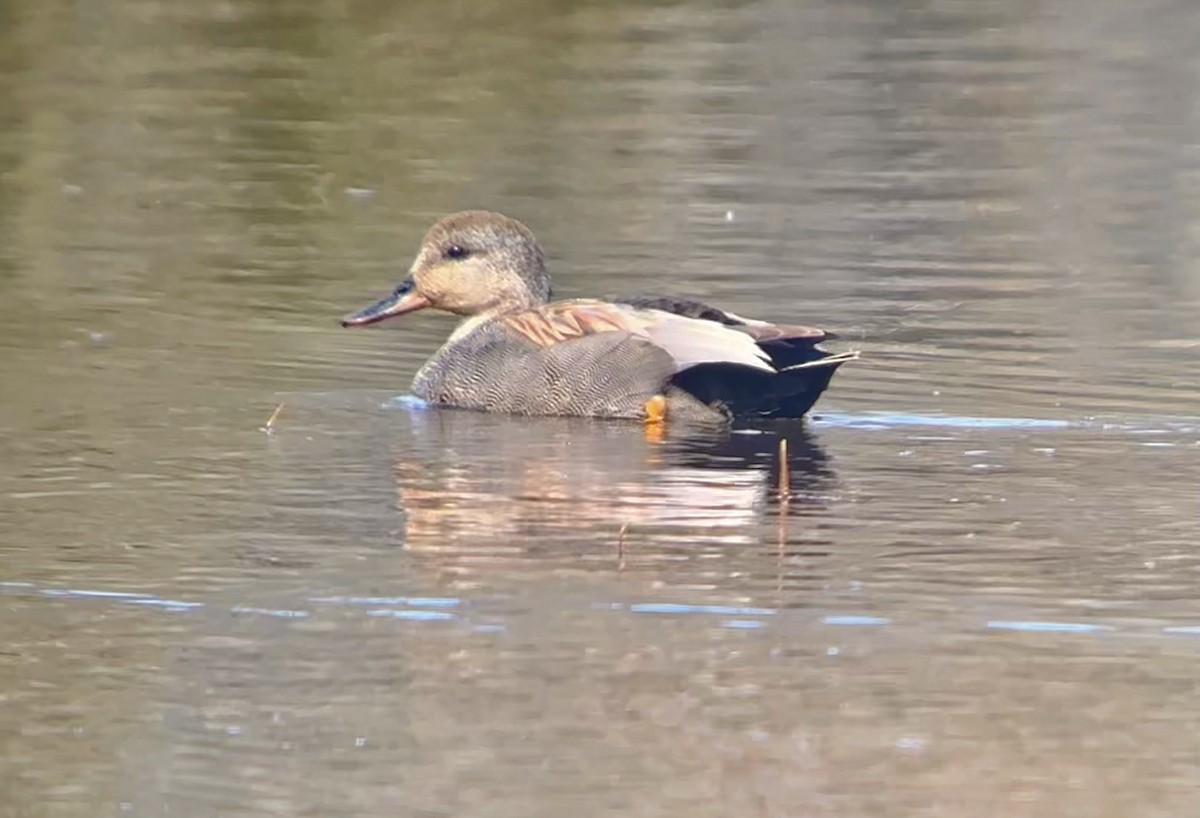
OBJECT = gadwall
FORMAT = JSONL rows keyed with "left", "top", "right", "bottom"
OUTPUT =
{"left": 341, "top": 211, "right": 857, "bottom": 422}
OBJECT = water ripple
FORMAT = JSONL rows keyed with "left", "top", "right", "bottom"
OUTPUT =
{"left": 6, "top": 581, "right": 1200, "bottom": 640}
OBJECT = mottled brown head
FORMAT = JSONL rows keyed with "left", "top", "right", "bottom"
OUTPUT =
{"left": 341, "top": 211, "right": 551, "bottom": 327}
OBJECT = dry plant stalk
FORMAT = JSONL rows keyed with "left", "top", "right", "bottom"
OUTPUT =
{"left": 263, "top": 403, "right": 285, "bottom": 434}
{"left": 777, "top": 436, "right": 792, "bottom": 563}
{"left": 778, "top": 437, "right": 791, "bottom": 502}
{"left": 617, "top": 522, "right": 630, "bottom": 571}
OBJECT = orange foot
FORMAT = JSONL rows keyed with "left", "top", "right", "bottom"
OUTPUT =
{"left": 643, "top": 395, "right": 667, "bottom": 443}
{"left": 643, "top": 395, "right": 667, "bottom": 424}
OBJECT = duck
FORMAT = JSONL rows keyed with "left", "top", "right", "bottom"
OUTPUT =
{"left": 341, "top": 211, "right": 857, "bottom": 423}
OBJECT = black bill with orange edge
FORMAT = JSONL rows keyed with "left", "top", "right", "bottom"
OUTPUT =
{"left": 340, "top": 278, "right": 430, "bottom": 327}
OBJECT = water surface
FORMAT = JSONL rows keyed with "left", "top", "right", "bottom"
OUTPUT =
{"left": 2, "top": 0, "right": 1199, "bottom": 815}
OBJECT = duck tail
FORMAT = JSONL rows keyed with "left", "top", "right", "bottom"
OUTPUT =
{"left": 763, "top": 350, "right": 859, "bottom": 418}
{"left": 669, "top": 350, "right": 859, "bottom": 420}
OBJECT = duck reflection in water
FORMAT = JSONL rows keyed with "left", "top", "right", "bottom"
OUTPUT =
{"left": 384, "top": 406, "right": 835, "bottom": 561}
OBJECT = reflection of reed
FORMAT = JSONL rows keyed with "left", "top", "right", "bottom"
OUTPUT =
{"left": 386, "top": 412, "right": 835, "bottom": 564}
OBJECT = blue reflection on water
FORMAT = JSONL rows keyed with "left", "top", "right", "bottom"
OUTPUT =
{"left": 814, "top": 411, "right": 1198, "bottom": 434}
{"left": 6, "top": 580, "right": 1200, "bottom": 639}
{"left": 311, "top": 595, "right": 460, "bottom": 608}
{"left": 629, "top": 602, "right": 775, "bottom": 616}
{"left": 383, "top": 394, "right": 431, "bottom": 411}
{"left": 822, "top": 615, "right": 891, "bottom": 626}
{"left": 987, "top": 621, "right": 1114, "bottom": 633}
{"left": 814, "top": 411, "right": 1073, "bottom": 430}
{"left": 366, "top": 609, "right": 456, "bottom": 621}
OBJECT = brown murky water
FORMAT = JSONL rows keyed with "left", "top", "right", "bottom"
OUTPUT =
{"left": 3, "top": 0, "right": 1200, "bottom": 815}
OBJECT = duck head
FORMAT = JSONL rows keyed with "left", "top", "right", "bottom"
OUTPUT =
{"left": 341, "top": 210, "right": 551, "bottom": 327}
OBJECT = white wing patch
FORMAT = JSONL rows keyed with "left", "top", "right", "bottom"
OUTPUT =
{"left": 497, "top": 299, "right": 777, "bottom": 374}
{"left": 637, "top": 308, "right": 774, "bottom": 373}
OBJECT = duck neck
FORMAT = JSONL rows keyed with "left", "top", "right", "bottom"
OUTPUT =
{"left": 492, "top": 270, "right": 552, "bottom": 314}
{"left": 475, "top": 294, "right": 538, "bottom": 319}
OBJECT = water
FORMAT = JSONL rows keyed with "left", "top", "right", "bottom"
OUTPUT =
{"left": 2, "top": 0, "right": 1199, "bottom": 815}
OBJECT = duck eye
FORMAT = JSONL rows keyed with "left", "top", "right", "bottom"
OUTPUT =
{"left": 445, "top": 245, "right": 468, "bottom": 260}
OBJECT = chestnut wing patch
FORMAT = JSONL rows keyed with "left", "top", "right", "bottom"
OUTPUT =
{"left": 501, "top": 300, "right": 774, "bottom": 373}
{"left": 501, "top": 302, "right": 632, "bottom": 348}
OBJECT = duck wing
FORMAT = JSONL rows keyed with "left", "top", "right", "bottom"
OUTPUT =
{"left": 614, "top": 295, "right": 748, "bottom": 326}
{"left": 490, "top": 300, "right": 855, "bottom": 419}
{"left": 616, "top": 295, "right": 830, "bottom": 336}
{"left": 615, "top": 295, "right": 835, "bottom": 368}
{"left": 501, "top": 300, "right": 773, "bottom": 373}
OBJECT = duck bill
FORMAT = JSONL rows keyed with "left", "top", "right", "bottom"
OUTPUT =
{"left": 340, "top": 278, "right": 430, "bottom": 327}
